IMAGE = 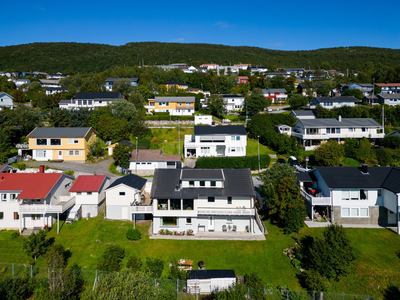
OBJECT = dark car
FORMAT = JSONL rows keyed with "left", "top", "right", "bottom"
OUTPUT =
{"left": 276, "top": 158, "right": 286, "bottom": 164}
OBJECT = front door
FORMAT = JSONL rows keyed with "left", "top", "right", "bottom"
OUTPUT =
{"left": 58, "top": 151, "right": 63, "bottom": 160}
{"left": 388, "top": 210, "right": 397, "bottom": 225}
{"left": 208, "top": 216, "right": 214, "bottom": 231}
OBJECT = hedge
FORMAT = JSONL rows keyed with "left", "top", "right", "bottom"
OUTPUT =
{"left": 145, "top": 115, "right": 193, "bottom": 121}
{"left": 195, "top": 154, "right": 271, "bottom": 170}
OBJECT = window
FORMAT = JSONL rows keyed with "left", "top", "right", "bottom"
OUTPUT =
{"left": 227, "top": 216, "right": 232, "bottom": 223}
{"left": 31, "top": 214, "right": 41, "bottom": 220}
{"left": 68, "top": 138, "right": 79, "bottom": 144}
{"left": 78, "top": 100, "right": 82, "bottom": 105}
{"left": 36, "top": 138, "right": 47, "bottom": 145}
{"left": 161, "top": 217, "right": 178, "bottom": 226}
{"left": 0, "top": 212, "right": 3, "bottom": 220}
{"left": 236, "top": 136, "right": 240, "bottom": 140}
{"left": 326, "top": 128, "right": 330, "bottom": 134}
{"left": 36, "top": 150, "right": 46, "bottom": 158}
{"left": 236, "top": 147, "right": 241, "bottom": 152}
{"left": 210, "top": 181, "right": 216, "bottom": 187}
{"left": 331, "top": 128, "right": 336, "bottom": 134}
{"left": 87, "top": 192, "right": 92, "bottom": 195}
{"left": 119, "top": 192, "right": 125, "bottom": 196}
{"left": 83, "top": 100, "right": 87, "bottom": 105}
{"left": 77, "top": 192, "right": 82, "bottom": 195}
{"left": 227, "top": 197, "right": 232, "bottom": 204}
{"left": 200, "top": 181, "right": 205, "bottom": 187}
{"left": 201, "top": 147, "right": 210, "bottom": 153}
{"left": 69, "top": 150, "right": 74, "bottom": 156}
{"left": 14, "top": 212, "right": 19, "bottom": 220}
{"left": 10, "top": 194, "right": 17, "bottom": 201}
{"left": 208, "top": 196, "right": 215, "bottom": 202}
{"left": 1, "top": 194, "right": 6, "bottom": 201}
{"left": 360, "top": 189, "right": 368, "bottom": 200}
{"left": 75, "top": 150, "right": 80, "bottom": 156}
{"left": 189, "top": 181, "right": 194, "bottom": 187}
{"left": 350, "top": 190, "right": 358, "bottom": 200}
{"left": 351, "top": 208, "right": 359, "bottom": 216}
{"left": 231, "top": 136, "right": 235, "bottom": 140}
{"left": 341, "top": 190, "right": 349, "bottom": 200}
{"left": 50, "top": 139, "right": 61, "bottom": 145}
{"left": 88, "top": 100, "right": 92, "bottom": 105}
{"left": 186, "top": 217, "right": 192, "bottom": 224}
{"left": 349, "top": 128, "right": 355, "bottom": 132}
{"left": 360, "top": 208, "right": 368, "bottom": 217}
{"left": 336, "top": 128, "right": 341, "bottom": 133}
{"left": 342, "top": 207, "right": 350, "bottom": 216}
{"left": 362, "top": 128, "right": 366, "bottom": 132}
{"left": 230, "top": 148, "right": 236, "bottom": 152}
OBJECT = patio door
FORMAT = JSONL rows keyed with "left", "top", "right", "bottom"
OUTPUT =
{"left": 208, "top": 216, "right": 214, "bottom": 231}
{"left": 58, "top": 151, "right": 63, "bottom": 160}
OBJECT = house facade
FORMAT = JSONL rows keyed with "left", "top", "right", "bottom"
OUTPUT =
{"left": 290, "top": 110, "right": 315, "bottom": 119}
{"left": 184, "top": 125, "right": 247, "bottom": 157}
{"left": 262, "top": 88, "right": 288, "bottom": 103}
{"left": 129, "top": 149, "right": 181, "bottom": 176}
{"left": 148, "top": 96, "right": 195, "bottom": 115}
{"left": 291, "top": 117, "right": 384, "bottom": 150}
{"left": 26, "top": 127, "right": 97, "bottom": 161}
{"left": 150, "top": 169, "right": 265, "bottom": 235}
{"left": 0, "top": 171, "right": 75, "bottom": 232}
{"left": 59, "top": 92, "right": 121, "bottom": 109}
{"left": 222, "top": 95, "right": 245, "bottom": 112}
{"left": 376, "top": 94, "right": 400, "bottom": 106}
{"left": 105, "top": 78, "right": 139, "bottom": 91}
{"left": 339, "top": 83, "right": 373, "bottom": 96}
{"left": 310, "top": 96, "right": 357, "bottom": 109}
{"left": 375, "top": 83, "right": 400, "bottom": 94}
{"left": 237, "top": 76, "right": 249, "bottom": 84}
{"left": 0, "top": 92, "right": 13, "bottom": 110}
{"left": 298, "top": 166, "right": 400, "bottom": 233}
{"left": 162, "top": 81, "right": 188, "bottom": 90}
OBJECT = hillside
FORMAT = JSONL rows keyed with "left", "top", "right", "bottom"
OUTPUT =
{"left": 0, "top": 42, "right": 399, "bottom": 74}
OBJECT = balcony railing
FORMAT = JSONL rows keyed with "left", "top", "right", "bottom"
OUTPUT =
{"left": 300, "top": 189, "right": 330, "bottom": 205}
{"left": 19, "top": 196, "right": 76, "bottom": 214}
{"left": 197, "top": 207, "right": 255, "bottom": 216}
{"left": 131, "top": 205, "right": 153, "bottom": 214}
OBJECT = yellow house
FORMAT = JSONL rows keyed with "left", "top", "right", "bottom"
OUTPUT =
{"left": 27, "top": 127, "right": 97, "bottom": 161}
{"left": 162, "top": 80, "right": 188, "bottom": 90}
{"left": 153, "top": 96, "right": 195, "bottom": 116}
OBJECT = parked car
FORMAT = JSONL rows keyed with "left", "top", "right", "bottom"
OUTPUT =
{"left": 276, "top": 158, "right": 286, "bottom": 164}
{"left": 288, "top": 156, "right": 300, "bottom": 167}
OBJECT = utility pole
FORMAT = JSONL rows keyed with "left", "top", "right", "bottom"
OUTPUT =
{"left": 178, "top": 118, "right": 181, "bottom": 155}
{"left": 135, "top": 137, "right": 138, "bottom": 175}
{"left": 371, "top": 77, "right": 375, "bottom": 106}
{"left": 257, "top": 135, "right": 260, "bottom": 175}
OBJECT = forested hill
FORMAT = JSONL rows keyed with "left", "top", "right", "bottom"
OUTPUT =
{"left": 0, "top": 42, "right": 399, "bottom": 74}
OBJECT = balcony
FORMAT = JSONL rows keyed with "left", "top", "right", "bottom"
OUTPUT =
{"left": 292, "top": 131, "right": 384, "bottom": 140}
{"left": 176, "top": 104, "right": 194, "bottom": 109}
{"left": 19, "top": 196, "right": 76, "bottom": 214}
{"left": 131, "top": 205, "right": 153, "bottom": 214}
{"left": 197, "top": 207, "right": 255, "bottom": 216}
{"left": 300, "top": 189, "right": 330, "bottom": 205}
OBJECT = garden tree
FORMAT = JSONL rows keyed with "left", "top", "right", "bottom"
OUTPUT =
{"left": 304, "top": 224, "right": 355, "bottom": 280}
{"left": 285, "top": 75, "right": 296, "bottom": 93}
{"left": 375, "top": 148, "right": 392, "bottom": 166}
{"left": 112, "top": 143, "right": 131, "bottom": 169}
{"left": 288, "top": 94, "right": 309, "bottom": 109}
{"left": 0, "top": 277, "right": 34, "bottom": 300}
{"left": 283, "top": 206, "right": 306, "bottom": 234}
{"left": 343, "top": 138, "right": 358, "bottom": 158}
{"left": 341, "top": 89, "right": 364, "bottom": 100}
{"left": 244, "top": 273, "right": 266, "bottom": 300}
{"left": 23, "top": 229, "right": 52, "bottom": 261}
{"left": 299, "top": 270, "right": 329, "bottom": 292}
{"left": 207, "top": 94, "right": 226, "bottom": 118}
{"left": 145, "top": 257, "right": 164, "bottom": 278}
{"left": 230, "top": 82, "right": 250, "bottom": 96}
{"left": 219, "top": 75, "right": 237, "bottom": 94}
{"left": 382, "top": 135, "right": 400, "bottom": 149}
{"left": 315, "top": 80, "right": 332, "bottom": 96}
{"left": 270, "top": 75, "right": 286, "bottom": 88}
{"left": 126, "top": 256, "right": 142, "bottom": 273}
{"left": 98, "top": 245, "right": 125, "bottom": 272}
{"left": 0, "top": 76, "right": 16, "bottom": 93}
{"left": 10, "top": 89, "right": 26, "bottom": 103}
{"left": 354, "top": 137, "right": 375, "bottom": 163}
{"left": 244, "top": 92, "right": 271, "bottom": 114}
{"left": 260, "top": 163, "right": 296, "bottom": 200}
{"left": 112, "top": 79, "right": 134, "bottom": 98}
{"left": 88, "top": 106, "right": 113, "bottom": 129}
{"left": 97, "top": 115, "right": 130, "bottom": 143}
{"left": 128, "top": 92, "right": 146, "bottom": 111}
{"left": 314, "top": 140, "right": 344, "bottom": 166}
{"left": 89, "top": 138, "right": 106, "bottom": 157}
{"left": 374, "top": 85, "right": 382, "bottom": 95}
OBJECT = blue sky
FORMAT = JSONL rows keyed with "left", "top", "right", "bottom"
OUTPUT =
{"left": 2, "top": 0, "right": 399, "bottom": 51}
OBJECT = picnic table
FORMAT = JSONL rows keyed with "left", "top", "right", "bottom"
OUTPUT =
{"left": 178, "top": 259, "right": 193, "bottom": 271}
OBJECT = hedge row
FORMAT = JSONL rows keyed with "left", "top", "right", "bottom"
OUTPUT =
{"left": 195, "top": 154, "right": 271, "bottom": 170}
{"left": 145, "top": 115, "right": 194, "bottom": 121}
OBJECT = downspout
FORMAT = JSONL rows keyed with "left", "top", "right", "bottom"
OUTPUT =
{"left": 330, "top": 188, "right": 334, "bottom": 223}
{"left": 397, "top": 194, "right": 400, "bottom": 235}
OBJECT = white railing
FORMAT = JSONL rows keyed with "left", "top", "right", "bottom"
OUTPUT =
{"left": 19, "top": 196, "right": 76, "bottom": 214}
{"left": 131, "top": 205, "right": 153, "bottom": 213}
{"left": 300, "top": 189, "right": 330, "bottom": 205}
{"left": 255, "top": 210, "right": 267, "bottom": 234}
{"left": 197, "top": 207, "right": 255, "bottom": 216}
{"left": 292, "top": 132, "right": 384, "bottom": 140}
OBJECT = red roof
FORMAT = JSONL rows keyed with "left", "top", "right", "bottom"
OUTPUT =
{"left": 0, "top": 173, "right": 63, "bottom": 200}
{"left": 69, "top": 175, "right": 107, "bottom": 192}
{"left": 376, "top": 83, "right": 400, "bottom": 87}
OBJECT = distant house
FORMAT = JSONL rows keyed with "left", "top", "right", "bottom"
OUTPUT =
{"left": 187, "top": 270, "right": 236, "bottom": 294}
{"left": 25, "top": 127, "right": 97, "bottom": 161}
{"left": 129, "top": 149, "right": 181, "bottom": 175}
{"left": 222, "top": 94, "right": 245, "bottom": 112}
{"left": 105, "top": 174, "right": 148, "bottom": 220}
{"left": 310, "top": 96, "right": 357, "bottom": 109}
{"left": 290, "top": 110, "right": 316, "bottom": 119}
{"left": 385, "top": 130, "right": 400, "bottom": 138}
{"left": 262, "top": 88, "right": 288, "bottom": 103}
{"left": 59, "top": 92, "right": 121, "bottom": 109}
{"left": 265, "top": 72, "right": 291, "bottom": 78}
{"left": 147, "top": 96, "right": 195, "bottom": 115}
{"left": 13, "top": 79, "right": 30, "bottom": 89}
{"left": 281, "top": 67, "right": 305, "bottom": 77}
{"left": 104, "top": 78, "right": 139, "bottom": 91}
{"left": 200, "top": 63, "right": 219, "bottom": 70}
{"left": 376, "top": 94, "right": 400, "bottom": 106}
{"left": 46, "top": 87, "right": 68, "bottom": 95}
{"left": 297, "top": 83, "right": 316, "bottom": 97}
{"left": 107, "top": 140, "right": 133, "bottom": 156}
{"left": 184, "top": 125, "right": 247, "bottom": 157}
{"left": 194, "top": 115, "right": 213, "bottom": 125}
{"left": 0, "top": 165, "right": 16, "bottom": 173}
{"left": 39, "top": 79, "right": 60, "bottom": 88}
{"left": 250, "top": 66, "right": 268, "bottom": 75}
{"left": 375, "top": 83, "right": 400, "bottom": 94}
{"left": 340, "top": 83, "right": 373, "bottom": 96}
{"left": 46, "top": 73, "right": 67, "bottom": 80}
{"left": 275, "top": 124, "right": 292, "bottom": 136}
{"left": 162, "top": 81, "right": 188, "bottom": 90}
{"left": 237, "top": 76, "right": 249, "bottom": 84}
{"left": 0, "top": 92, "right": 13, "bottom": 110}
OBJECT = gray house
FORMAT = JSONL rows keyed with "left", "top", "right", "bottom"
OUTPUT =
{"left": 376, "top": 94, "right": 400, "bottom": 106}
{"left": 0, "top": 92, "right": 13, "bottom": 110}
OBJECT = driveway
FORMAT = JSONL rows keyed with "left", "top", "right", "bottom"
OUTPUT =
{"left": 24, "top": 158, "right": 120, "bottom": 178}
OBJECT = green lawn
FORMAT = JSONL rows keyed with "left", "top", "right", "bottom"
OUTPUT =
{"left": 246, "top": 138, "right": 276, "bottom": 156}
{"left": 1, "top": 217, "right": 399, "bottom": 296}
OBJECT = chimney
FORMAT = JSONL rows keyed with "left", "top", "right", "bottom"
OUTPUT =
{"left": 361, "top": 164, "right": 368, "bottom": 174}
{"left": 39, "top": 165, "right": 45, "bottom": 173}
{"left": 338, "top": 115, "right": 342, "bottom": 122}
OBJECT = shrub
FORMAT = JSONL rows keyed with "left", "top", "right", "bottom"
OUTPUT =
{"left": 126, "top": 228, "right": 141, "bottom": 241}
{"left": 17, "top": 163, "right": 26, "bottom": 170}
{"left": 284, "top": 207, "right": 306, "bottom": 234}
{"left": 375, "top": 148, "right": 392, "bottom": 166}
{"left": 98, "top": 245, "right": 125, "bottom": 272}
{"left": 11, "top": 232, "right": 20, "bottom": 239}
{"left": 126, "top": 256, "right": 142, "bottom": 273}
{"left": 299, "top": 270, "right": 328, "bottom": 291}
{"left": 145, "top": 257, "right": 164, "bottom": 278}
{"left": 64, "top": 170, "right": 75, "bottom": 177}
{"left": 195, "top": 154, "right": 270, "bottom": 170}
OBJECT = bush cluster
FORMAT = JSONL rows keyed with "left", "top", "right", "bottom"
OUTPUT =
{"left": 126, "top": 228, "right": 141, "bottom": 241}
{"left": 98, "top": 245, "right": 125, "bottom": 272}
{"left": 195, "top": 154, "right": 270, "bottom": 170}
{"left": 144, "top": 115, "right": 193, "bottom": 121}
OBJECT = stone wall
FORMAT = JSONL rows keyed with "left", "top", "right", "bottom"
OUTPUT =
{"left": 333, "top": 206, "right": 388, "bottom": 226}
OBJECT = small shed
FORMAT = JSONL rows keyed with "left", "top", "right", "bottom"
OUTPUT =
{"left": 187, "top": 270, "right": 236, "bottom": 294}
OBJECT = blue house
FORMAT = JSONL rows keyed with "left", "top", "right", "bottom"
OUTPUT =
{"left": 105, "top": 78, "right": 139, "bottom": 91}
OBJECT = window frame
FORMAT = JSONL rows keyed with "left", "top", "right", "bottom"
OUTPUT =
{"left": 208, "top": 196, "right": 215, "bottom": 203}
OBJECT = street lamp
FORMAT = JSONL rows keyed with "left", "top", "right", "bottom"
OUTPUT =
{"left": 135, "top": 137, "right": 138, "bottom": 175}
{"left": 257, "top": 135, "right": 260, "bottom": 175}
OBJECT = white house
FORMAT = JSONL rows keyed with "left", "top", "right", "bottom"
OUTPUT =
{"left": 298, "top": 166, "right": 400, "bottom": 234}
{"left": 150, "top": 168, "right": 265, "bottom": 235}
{"left": 291, "top": 116, "right": 384, "bottom": 150}
{"left": 222, "top": 95, "right": 245, "bottom": 112}
{"left": 309, "top": 96, "right": 357, "bottom": 109}
{"left": 104, "top": 78, "right": 139, "bottom": 91}
{"left": 184, "top": 125, "right": 247, "bottom": 158}
{"left": 68, "top": 175, "right": 110, "bottom": 219}
{"left": 376, "top": 94, "right": 400, "bottom": 106}
{"left": 195, "top": 115, "right": 213, "bottom": 125}
{"left": 14, "top": 79, "right": 30, "bottom": 89}
{"left": 46, "top": 87, "right": 68, "bottom": 95}
{"left": 105, "top": 175, "right": 148, "bottom": 220}
{"left": 187, "top": 270, "right": 236, "bottom": 294}
{"left": 0, "top": 92, "right": 13, "bottom": 110}
{"left": 129, "top": 149, "right": 181, "bottom": 176}
{"left": 59, "top": 92, "right": 121, "bottom": 109}
{"left": 39, "top": 79, "right": 60, "bottom": 88}
{"left": 0, "top": 171, "right": 75, "bottom": 232}
{"left": 290, "top": 110, "right": 316, "bottom": 119}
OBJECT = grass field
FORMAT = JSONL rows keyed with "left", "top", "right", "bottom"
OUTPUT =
{"left": 246, "top": 138, "right": 276, "bottom": 156}
{"left": 1, "top": 216, "right": 399, "bottom": 297}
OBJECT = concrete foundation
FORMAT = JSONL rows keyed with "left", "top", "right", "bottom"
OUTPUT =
{"left": 333, "top": 206, "right": 388, "bottom": 226}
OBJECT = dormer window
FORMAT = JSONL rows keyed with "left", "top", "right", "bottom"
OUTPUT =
{"left": 200, "top": 181, "right": 205, "bottom": 187}
{"left": 189, "top": 181, "right": 194, "bottom": 187}
{"left": 210, "top": 181, "right": 216, "bottom": 187}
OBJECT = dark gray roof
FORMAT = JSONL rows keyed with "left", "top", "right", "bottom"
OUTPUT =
{"left": 155, "top": 96, "right": 194, "bottom": 103}
{"left": 386, "top": 130, "right": 400, "bottom": 137}
{"left": 296, "top": 172, "right": 313, "bottom": 182}
{"left": 382, "top": 167, "right": 400, "bottom": 193}
{"left": 151, "top": 169, "right": 254, "bottom": 199}
{"left": 377, "top": 94, "right": 400, "bottom": 99}
{"left": 313, "top": 96, "right": 358, "bottom": 103}
{"left": 106, "top": 174, "right": 147, "bottom": 191}
{"left": 182, "top": 169, "right": 223, "bottom": 180}
{"left": 222, "top": 94, "right": 244, "bottom": 98}
{"left": 75, "top": 92, "right": 121, "bottom": 100}
{"left": 263, "top": 88, "right": 287, "bottom": 93}
{"left": 46, "top": 87, "right": 68, "bottom": 91}
{"left": 162, "top": 81, "right": 188, "bottom": 85}
{"left": 295, "top": 118, "right": 381, "bottom": 128}
{"left": 105, "top": 78, "right": 138, "bottom": 82}
{"left": 27, "top": 127, "right": 92, "bottom": 138}
{"left": 58, "top": 99, "right": 74, "bottom": 105}
{"left": 188, "top": 270, "right": 236, "bottom": 280}
{"left": 312, "top": 166, "right": 392, "bottom": 189}
{"left": 291, "top": 110, "right": 315, "bottom": 116}
{"left": 194, "top": 125, "right": 247, "bottom": 136}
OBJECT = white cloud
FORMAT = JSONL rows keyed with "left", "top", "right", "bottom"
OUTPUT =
{"left": 170, "top": 37, "right": 185, "bottom": 42}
